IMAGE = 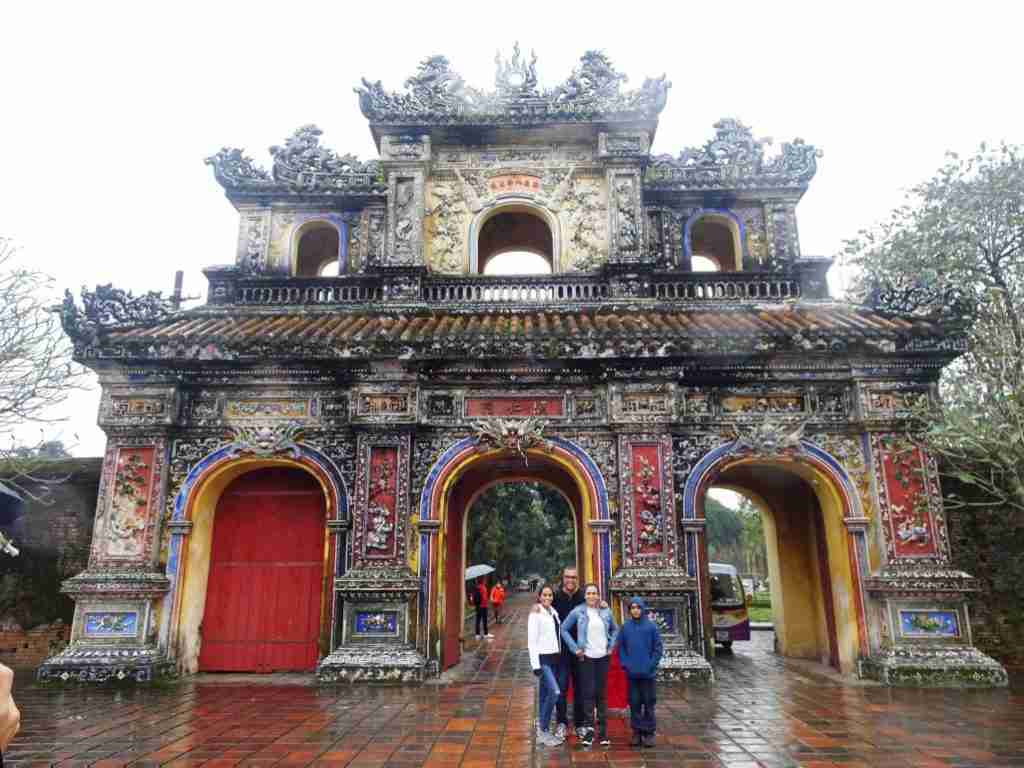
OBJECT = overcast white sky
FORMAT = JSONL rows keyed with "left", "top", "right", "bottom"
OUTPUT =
{"left": 2, "top": 1, "right": 1020, "bottom": 458}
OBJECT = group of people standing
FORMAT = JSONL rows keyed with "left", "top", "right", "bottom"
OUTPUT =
{"left": 470, "top": 577, "right": 506, "bottom": 640}
{"left": 527, "top": 567, "right": 663, "bottom": 749}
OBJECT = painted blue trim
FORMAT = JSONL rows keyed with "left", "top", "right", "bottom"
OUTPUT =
{"left": 683, "top": 208, "right": 746, "bottom": 267}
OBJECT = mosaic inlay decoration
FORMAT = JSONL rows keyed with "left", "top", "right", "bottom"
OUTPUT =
{"left": 646, "top": 607, "right": 676, "bottom": 635}
{"left": 364, "top": 446, "right": 398, "bottom": 558}
{"left": 103, "top": 446, "right": 157, "bottom": 559}
{"left": 224, "top": 398, "right": 309, "bottom": 420}
{"left": 354, "top": 611, "right": 399, "bottom": 636}
{"left": 876, "top": 435, "right": 940, "bottom": 558}
{"left": 898, "top": 610, "right": 960, "bottom": 639}
{"left": 83, "top": 611, "right": 138, "bottom": 638}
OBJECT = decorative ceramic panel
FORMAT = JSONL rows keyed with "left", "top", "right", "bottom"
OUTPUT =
{"left": 619, "top": 435, "right": 677, "bottom": 566}
{"left": 872, "top": 434, "right": 944, "bottom": 560}
{"left": 862, "top": 384, "right": 928, "bottom": 418}
{"left": 353, "top": 434, "right": 411, "bottom": 567}
{"left": 99, "top": 387, "right": 178, "bottom": 428}
{"left": 646, "top": 607, "right": 676, "bottom": 635}
{"left": 898, "top": 610, "right": 960, "bottom": 640}
{"left": 610, "top": 385, "right": 675, "bottom": 423}
{"left": 83, "top": 611, "right": 138, "bottom": 638}
{"left": 464, "top": 395, "right": 565, "bottom": 418}
{"left": 486, "top": 173, "right": 542, "bottom": 195}
{"left": 224, "top": 398, "right": 310, "bottom": 421}
{"left": 353, "top": 388, "right": 417, "bottom": 422}
{"left": 354, "top": 610, "right": 400, "bottom": 637}
{"left": 101, "top": 445, "right": 160, "bottom": 560}
{"left": 720, "top": 392, "right": 804, "bottom": 416}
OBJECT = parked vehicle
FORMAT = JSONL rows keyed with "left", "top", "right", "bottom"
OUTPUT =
{"left": 709, "top": 563, "right": 751, "bottom": 649}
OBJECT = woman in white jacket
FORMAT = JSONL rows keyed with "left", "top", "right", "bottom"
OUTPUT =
{"left": 528, "top": 584, "right": 565, "bottom": 747}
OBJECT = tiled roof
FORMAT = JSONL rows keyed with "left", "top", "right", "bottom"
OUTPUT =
{"left": 100, "top": 303, "right": 956, "bottom": 360}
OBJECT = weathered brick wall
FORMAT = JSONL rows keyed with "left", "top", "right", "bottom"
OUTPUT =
{"left": 1, "top": 458, "right": 100, "bottom": 574}
{"left": 0, "top": 458, "right": 101, "bottom": 630}
{"left": 944, "top": 474, "right": 1024, "bottom": 670}
{"left": 0, "top": 620, "right": 70, "bottom": 668}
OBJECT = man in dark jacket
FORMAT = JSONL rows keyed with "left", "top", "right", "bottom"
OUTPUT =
{"left": 617, "top": 596, "right": 663, "bottom": 747}
{"left": 551, "top": 566, "right": 585, "bottom": 738}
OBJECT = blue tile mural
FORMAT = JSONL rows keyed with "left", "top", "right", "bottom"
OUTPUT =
{"left": 83, "top": 611, "right": 138, "bottom": 637}
{"left": 646, "top": 608, "right": 676, "bottom": 635}
{"left": 898, "top": 610, "right": 960, "bottom": 638}
{"left": 355, "top": 611, "right": 398, "bottom": 636}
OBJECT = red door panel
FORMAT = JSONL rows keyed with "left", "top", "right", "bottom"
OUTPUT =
{"left": 199, "top": 468, "right": 325, "bottom": 672}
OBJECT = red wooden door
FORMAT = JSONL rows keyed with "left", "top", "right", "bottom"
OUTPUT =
{"left": 199, "top": 468, "right": 325, "bottom": 672}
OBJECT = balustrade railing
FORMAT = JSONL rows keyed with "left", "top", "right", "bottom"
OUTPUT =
{"left": 217, "top": 270, "right": 806, "bottom": 308}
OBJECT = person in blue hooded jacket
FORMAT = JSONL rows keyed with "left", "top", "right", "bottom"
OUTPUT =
{"left": 617, "top": 596, "right": 663, "bottom": 748}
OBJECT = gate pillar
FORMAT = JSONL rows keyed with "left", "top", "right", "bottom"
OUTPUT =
{"left": 317, "top": 432, "right": 427, "bottom": 682}
{"left": 609, "top": 433, "right": 713, "bottom": 683}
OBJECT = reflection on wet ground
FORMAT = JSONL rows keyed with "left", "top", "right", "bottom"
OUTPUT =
{"left": 7, "top": 596, "right": 1023, "bottom": 767}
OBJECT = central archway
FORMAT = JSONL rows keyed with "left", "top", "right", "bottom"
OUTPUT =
{"left": 418, "top": 437, "right": 611, "bottom": 669}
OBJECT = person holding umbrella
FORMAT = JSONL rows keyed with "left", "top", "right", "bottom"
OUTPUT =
{"left": 466, "top": 564, "right": 495, "bottom": 641}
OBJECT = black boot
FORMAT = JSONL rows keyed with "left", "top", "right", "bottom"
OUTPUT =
{"left": 642, "top": 732, "right": 656, "bottom": 748}
{"left": 630, "top": 731, "right": 642, "bottom": 747}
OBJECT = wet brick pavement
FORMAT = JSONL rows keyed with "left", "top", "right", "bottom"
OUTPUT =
{"left": 6, "top": 594, "right": 1023, "bottom": 767}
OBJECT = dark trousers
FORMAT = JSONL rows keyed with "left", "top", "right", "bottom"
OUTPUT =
{"left": 578, "top": 655, "right": 609, "bottom": 737}
{"left": 474, "top": 607, "right": 488, "bottom": 636}
{"left": 555, "top": 650, "right": 583, "bottom": 727}
{"left": 627, "top": 677, "right": 657, "bottom": 734}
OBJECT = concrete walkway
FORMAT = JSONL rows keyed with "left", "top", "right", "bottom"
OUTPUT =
{"left": 6, "top": 594, "right": 1023, "bottom": 767}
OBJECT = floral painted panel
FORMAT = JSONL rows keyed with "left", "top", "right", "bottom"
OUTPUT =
{"left": 83, "top": 611, "right": 138, "bottom": 638}
{"left": 355, "top": 611, "right": 399, "bottom": 636}
{"left": 875, "top": 436, "right": 940, "bottom": 559}
{"left": 364, "top": 446, "right": 398, "bottom": 558}
{"left": 104, "top": 446, "right": 158, "bottom": 559}
{"left": 898, "top": 610, "right": 960, "bottom": 639}
{"left": 631, "top": 443, "right": 665, "bottom": 556}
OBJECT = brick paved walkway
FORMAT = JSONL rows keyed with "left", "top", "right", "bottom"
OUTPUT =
{"left": 7, "top": 594, "right": 1023, "bottom": 767}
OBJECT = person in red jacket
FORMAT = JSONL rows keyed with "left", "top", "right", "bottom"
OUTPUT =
{"left": 490, "top": 581, "right": 507, "bottom": 624}
{"left": 471, "top": 577, "right": 493, "bottom": 640}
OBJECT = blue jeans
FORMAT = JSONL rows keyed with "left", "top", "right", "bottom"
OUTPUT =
{"left": 627, "top": 677, "right": 657, "bottom": 733}
{"left": 537, "top": 663, "right": 561, "bottom": 733}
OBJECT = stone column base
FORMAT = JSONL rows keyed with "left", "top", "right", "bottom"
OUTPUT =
{"left": 317, "top": 645, "right": 427, "bottom": 683}
{"left": 658, "top": 648, "right": 714, "bottom": 684}
{"left": 860, "top": 646, "right": 1008, "bottom": 687}
{"left": 37, "top": 645, "right": 175, "bottom": 683}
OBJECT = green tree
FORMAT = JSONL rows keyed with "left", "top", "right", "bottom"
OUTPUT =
{"left": 466, "top": 482, "right": 575, "bottom": 583}
{"left": 841, "top": 144, "right": 1024, "bottom": 513}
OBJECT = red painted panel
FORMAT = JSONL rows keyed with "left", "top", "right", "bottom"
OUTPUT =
{"left": 464, "top": 397, "right": 564, "bottom": 417}
{"left": 199, "top": 468, "right": 325, "bottom": 672}
{"left": 880, "top": 441, "right": 938, "bottom": 557}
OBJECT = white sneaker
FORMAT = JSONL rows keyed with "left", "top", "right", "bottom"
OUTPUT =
{"left": 537, "top": 730, "right": 563, "bottom": 747}
{"left": 475, "top": 635, "right": 481, "bottom": 641}
{"left": 485, "top": 633, "right": 495, "bottom": 638}
{"left": 555, "top": 723, "right": 566, "bottom": 739}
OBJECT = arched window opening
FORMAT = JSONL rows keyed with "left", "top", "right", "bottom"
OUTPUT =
{"left": 689, "top": 215, "right": 740, "bottom": 272}
{"left": 691, "top": 255, "right": 721, "bottom": 273}
{"left": 478, "top": 210, "right": 553, "bottom": 275}
{"left": 295, "top": 223, "right": 340, "bottom": 277}
{"left": 484, "top": 250, "right": 552, "bottom": 276}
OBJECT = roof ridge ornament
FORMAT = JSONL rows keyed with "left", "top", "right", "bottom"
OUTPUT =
{"left": 355, "top": 48, "right": 670, "bottom": 124}
{"left": 205, "top": 124, "right": 384, "bottom": 196}
{"left": 647, "top": 118, "right": 823, "bottom": 191}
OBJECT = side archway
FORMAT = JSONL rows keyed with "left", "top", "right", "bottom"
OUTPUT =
{"left": 160, "top": 442, "right": 349, "bottom": 672}
{"left": 683, "top": 439, "right": 870, "bottom": 672}
{"left": 417, "top": 436, "right": 611, "bottom": 668}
